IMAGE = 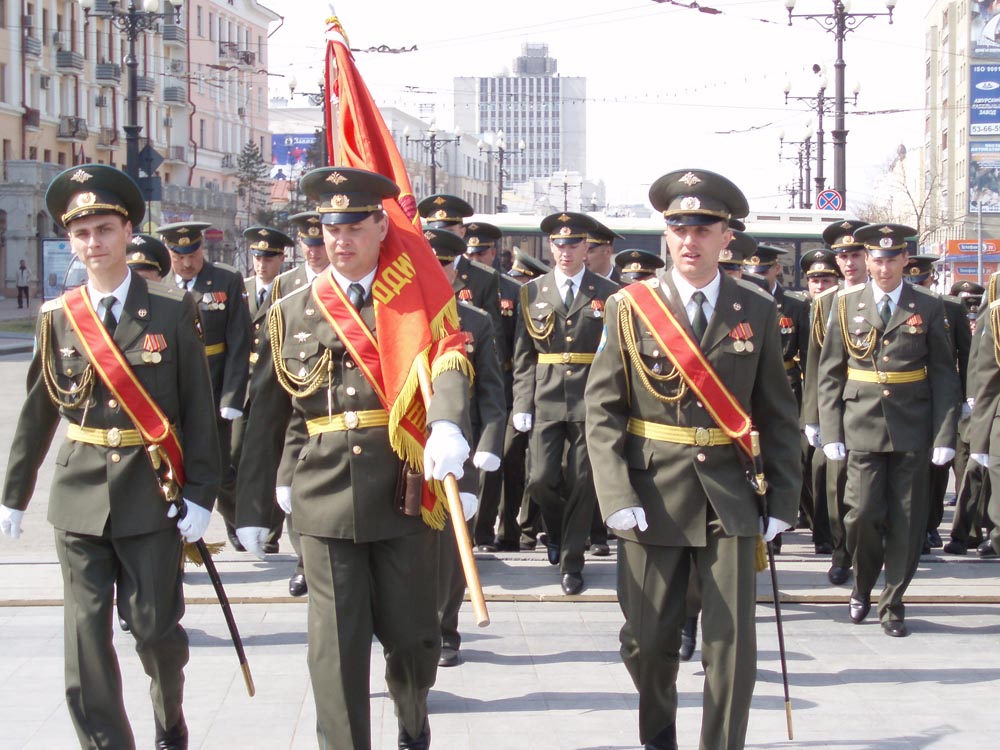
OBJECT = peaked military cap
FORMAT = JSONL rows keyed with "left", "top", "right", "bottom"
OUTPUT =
{"left": 540, "top": 211, "right": 600, "bottom": 245}
{"left": 45, "top": 164, "right": 145, "bottom": 230}
{"left": 423, "top": 227, "right": 467, "bottom": 264}
{"left": 743, "top": 243, "right": 787, "bottom": 274}
{"left": 614, "top": 248, "right": 664, "bottom": 284}
{"left": 588, "top": 220, "right": 624, "bottom": 246}
{"left": 720, "top": 230, "right": 757, "bottom": 270}
{"left": 289, "top": 211, "right": 325, "bottom": 246}
{"left": 800, "top": 247, "right": 841, "bottom": 278}
{"left": 951, "top": 280, "right": 985, "bottom": 297}
{"left": 855, "top": 223, "right": 916, "bottom": 258}
{"left": 728, "top": 217, "right": 746, "bottom": 232}
{"left": 244, "top": 226, "right": 293, "bottom": 257}
{"left": 158, "top": 221, "right": 213, "bottom": 255}
{"left": 464, "top": 221, "right": 502, "bottom": 253}
{"left": 417, "top": 194, "right": 474, "bottom": 227}
{"left": 904, "top": 253, "right": 941, "bottom": 284}
{"left": 510, "top": 248, "right": 549, "bottom": 279}
{"left": 126, "top": 234, "right": 171, "bottom": 277}
{"left": 822, "top": 219, "right": 868, "bottom": 252}
{"left": 648, "top": 169, "right": 749, "bottom": 226}
{"left": 300, "top": 167, "right": 400, "bottom": 225}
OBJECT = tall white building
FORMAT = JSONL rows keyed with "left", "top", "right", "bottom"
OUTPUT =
{"left": 454, "top": 43, "right": 586, "bottom": 186}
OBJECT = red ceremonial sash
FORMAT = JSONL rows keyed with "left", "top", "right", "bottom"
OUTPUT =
{"left": 620, "top": 283, "right": 753, "bottom": 458}
{"left": 62, "top": 287, "right": 186, "bottom": 486}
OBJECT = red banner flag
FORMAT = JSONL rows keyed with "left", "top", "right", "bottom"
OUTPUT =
{"left": 322, "top": 16, "right": 470, "bottom": 527}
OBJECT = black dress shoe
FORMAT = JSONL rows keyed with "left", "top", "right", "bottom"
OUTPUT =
{"left": 589, "top": 542, "right": 610, "bottom": 556}
{"left": 561, "top": 572, "right": 584, "bottom": 595}
{"left": 644, "top": 723, "right": 678, "bottom": 750}
{"left": 882, "top": 620, "right": 909, "bottom": 638}
{"left": 679, "top": 616, "right": 697, "bottom": 662}
{"left": 226, "top": 526, "right": 245, "bottom": 552}
{"left": 519, "top": 538, "right": 537, "bottom": 551}
{"left": 263, "top": 541, "right": 279, "bottom": 554}
{"left": 494, "top": 540, "right": 520, "bottom": 552}
{"left": 438, "top": 646, "right": 460, "bottom": 667}
{"left": 398, "top": 718, "right": 430, "bottom": 750}
{"left": 118, "top": 615, "right": 130, "bottom": 632}
{"left": 978, "top": 540, "right": 998, "bottom": 558}
{"left": 155, "top": 718, "right": 189, "bottom": 750}
{"left": 928, "top": 529, "right": 943, "bottom": 548}
{"left": 771, "top": 534, "right": 782, "bottom": 554}
{"left": 474, "top": 543, "right": 498, "bottom": 553}
{"left": 827, "top": 565, "right": 850, "bottom": 586}
{"left": 943, "top": 539, "right": 968, "bottom": 555}
{"left": 814, "top": 542, "right": 833, "bottom": 555}
{"left": 849, "top": 594, "right": 871, "bottom": 624}
{"left": 922, "top": 538, "right": 931, "bottom": 555}
{"left": 547, "top": 543, "right": 561, "bottom": 566}
{"left": 288, "top": 573, "right": 308, "bottom": 597}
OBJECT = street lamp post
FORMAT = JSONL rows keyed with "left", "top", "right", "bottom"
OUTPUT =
{"left": 288, "top": 76, "right": 328, "bottom": 166}
{"left": 406, "top": 121, "right": 460, "bottom": 194}
{"left": 79, "top": 0, "right": 184, "bottom": 183}
{"left": 784, "top": 0, "right": 896, "bottom": 205}
{"left": 779, "top": 125, "right": 814, "bottom": 208}
{"left": 480, "top": 131, "right": 524, "bottom": 213}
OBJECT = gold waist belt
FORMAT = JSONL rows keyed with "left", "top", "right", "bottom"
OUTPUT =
{"left": 204, "top": 342, "right": 226, "bottom": 357}
{"left": 67, "top": 424, "right": 145, "bottom": 448}
{"left": 537, "top": 353, "right": 595, "bottom": 365}
{"left": 847, "top": 367, "right": 927, "bottom": 384}
{"left": 626, "top": 417, "right": 733, "bottom": 447}
{"left": 306, "top": 409, "right": 390, "bottom": 436}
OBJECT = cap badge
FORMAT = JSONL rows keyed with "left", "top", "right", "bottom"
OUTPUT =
{"left": 747, "top": 255, "right": 761, "bottom": 265}
{"left": 843, "top": 235, "right": 854, "bottom": 244}
{"left": 678, "top": 172, "right": 702, "bottom": 186}
{"left": 558, "top": 226, "right": 572, "bottom": 236}
{"left": 879, "top": 226, "right": 894, "bottom": 235}
{"left": 70, "top": 169, "right": 94, "bottom": 183}
{"left": 467, "top": 237, "right": 481, "bottom": 246}
{"left": 557, "top": 214, "right": 571, "bottom": 222}
{"left": 467, "top": 224, "right": 478, "bottom": 231}
{"left": 433, "top": 196, "right": 447, "bottom": 205}
{"left": 260, "top": 229, "right": 270, "bottom": 236}
{"left": 131, "top": 252, "right": 143, "bottom": 261}
{"left": 178, "top": 228, "right": 191, "bottom": 234}
{"left": 178, "top": 237, "right": 191, "bottom": 247}
{"left": 720, "top": 248, "right": 733, "bottom": 261}
{"left": 75, "top": 192, "right": 97, "bottom": 208}
{"left": 840, "top": 221, "right": 853, "bottom": 229}
{"left": 331, "top": 194, "right": 350, "bottom": 209}
{"left": 307, "top": 227, "right": 320, "bottom": 237}
{"left": 880, "top": 237, "right": 894, "bottom": 248}
{"left": 132, "top": 236, "right": 145, "bottom": 245}
{"left": 432, "top": 209, "right": 448, "bottom": 220}
{"left": 908, "top": 266, "right": 921, "bottom": 274}
{"left": 326, "top": 171, "right": 348, "bottom": 185}
{"left": 680, "top": 196, "right": 701, "bottom": 211}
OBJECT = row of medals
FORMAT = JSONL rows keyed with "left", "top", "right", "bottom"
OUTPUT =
{"left": 733, "top": 339, "right": 754, "bottom": 353}
{"left": 141, "top": 350, "right": 163, "bottom": 363}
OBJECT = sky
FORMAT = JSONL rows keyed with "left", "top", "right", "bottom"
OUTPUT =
{"left": 264, "top": 0, "right": 932, "bottom": 214}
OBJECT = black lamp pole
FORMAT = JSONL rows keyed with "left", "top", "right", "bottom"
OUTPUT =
{"left": 407, "top": 127, "right": 460, "bottom": 194}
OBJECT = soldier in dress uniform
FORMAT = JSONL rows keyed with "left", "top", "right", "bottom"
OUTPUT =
{"left": 1, "top": 165, "right": 221, "bottom": 750}
{"left": 160, "top": 220, "right": 252, "bottom": 551}
{"left": 718, "top": 229, "right": 756, "bottom": 279}
{"left": 235, "top": 167, "right": 472, "bottom": 749}
{"left": 615, "top": 248, "right": 665, "bottom": 284}
{"left": 586, "top": 169, "right": 800, "bottom": 750}
{"left": 586, "top": 219, "right": 624, "bottom": 284}
{"left": 270, "top": 211, "right": 334, "bottom": 597}
{"left": 904, "top": 254, "right": 972, "bottom": 552}
{"left": 802, "top": 219, "right": 869, "bottom": 584}
{"left": 424, "top": 228, "right": 506, "bottom": 668}
{"left": 126, "top": 234, "right": 171, "bottom": 281}
{"left": 512, "top": 211, "right": 618, "bottom": 594}
{"left": 818, "top": 223, "right": 961, "bottom": 636}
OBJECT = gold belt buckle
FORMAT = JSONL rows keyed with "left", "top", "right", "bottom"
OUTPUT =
{"left": 694, "top": 427, "right": 711, "bottom": 447}
{"left": 343, "top": 411, "right": 360, "bottom": 430}
{"left": 561, "top": 352, "right": 571, "bottom": 363}
{"left": 877, "top": 371, "right": 888, "bottom": 384}
{"left": 107, "top": 427, "right": 122, "bottom": 447}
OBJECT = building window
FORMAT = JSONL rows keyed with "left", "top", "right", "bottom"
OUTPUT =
{"left": 209, "top": 12, "right": 214, "bottom": 41}
{"left": 0, "top": 0, "right": 6, "bottom": 29}
{"left": 197, "top": 5, "right": 203, "bottom": 37}
{"left": 0, "top": 63, "right": 6, "bottom": 103}
{"left": 199, "top": 118, "right": 206, "bottom": 147}
{"left": 43, "top": 148, "right": 51, "bottom": 164}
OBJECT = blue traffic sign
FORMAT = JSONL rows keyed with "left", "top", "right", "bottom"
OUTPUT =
{"left": 816, "top": 189, "right": 843, "bottom": 211}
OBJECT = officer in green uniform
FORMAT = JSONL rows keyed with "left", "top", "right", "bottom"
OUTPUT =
{"left": 718, "top": 229, "right": 756, "bottom": 279}
{"left": 818, "top": 223, "right": 961, "bottom": 636}
{"left": 587, "top": 219, "right": 624, "bottom": 284}
{"left": 126, "top": 234, "right": 171, "bottom": 281}
{"left": 1, "top": 165, "right": 221, "bottom": 750}
{"left": 586, "top": 169, "right": 801, "bottom": 750}
{"left": 512, "top": 211, "right": 618, "bottom": 594}
{"left": 615, "top": 248, "right": 665, "bottom": 284}
{"left": 160, "top": 220, "right": 251, "bottom": 551}
{"left": 425, "top": 228, "right": 506, "bottom": 668}
{"left": 235, "top": 167, "right": 472, "bottom": 749}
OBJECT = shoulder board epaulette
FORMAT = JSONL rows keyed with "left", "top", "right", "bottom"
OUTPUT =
{"left": 816, "top": 285, "right": 839, "bottom": 300}
{"left": 469, "top": 258, "right": 500, "bottom": 276}
{"left": 214, "top": 261, "right": 238, "bottom": 274}
{"left": 642, "top": 277, "right": 660, "bottom": 288}
{"left": 40, "top": 298, "right": 62, "bottom": 313}
{"left": 273, "top": 280, "right": 311, "bottom": 307}
{"left": 146, "top": 280, "right": 185, "bottom": 301}
{"left": 734, "top": 278, "right": 773, "bottom": 300}
{"left": 990, "top": 298, "right": 1000, "bottom": 311}
{"left": 840, "top": 282, "right": 866, "bottom": 295}
{"left": 609, "top": 291, "right": 624, "bottom": 303}
{"left": 244, "top": 275, "right": 254, "bottom": 284}
{"left": 785, "top": 290, "right": 809, "bottom": 302}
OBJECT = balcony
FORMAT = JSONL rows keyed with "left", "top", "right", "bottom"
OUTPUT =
{"left": 23, "top": 108, "right": 41, "bottom": 130}
{"left": 95, "top": 62, "right": 121, "bottom": 84}
{"left": 237, "top": 50, "right": 256, "bottom": 68}
{"left": 220, "top": 154, "right": 236, "bottom": 170}
{"left": 163, "top": 25, "right": 186, "bottom": 48}
{"left": 56, "top": 50, "right": 85, "bottom": 73}
{"left": 57, "top": 116, "right": 89, "bottom": 140}
{"left": 164, "top": 86, "right": 187, "bottom": 105}
{"left": 24, "top": 36, "right": 42, "bottom": 57}
{"left": 165, "top": 145, "right": 187, "bottom": 163}
{"left": 136, "top": 76, "right": 155, "bottom": 95}
{"left": 91, "top": 0, "right": 114, "bottom": 14}
{"left": 219, "top": 41, "right": 239, "bottom": 62}
{"left": 97, "top": 127, "right": 119, "bottom": 149}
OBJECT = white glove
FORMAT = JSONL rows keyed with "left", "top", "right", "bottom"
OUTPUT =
{"left": 276, "top": 486, "right": 292, "bottom": 515}
{"left": 606, "top": 507, "right": 649, "bottom": 532}
{"left": 219, "top": 407, "right": 243, "bottom": 421}
{"left": 0, "top": 507, "right": 25, "bottom": 539}
{"left": 971, "top": 453, "right": 991, "bottom": 467}
{"left": 171, "top": 499, "right": 212, "bottom": 543}
{"left": 473, "top": 452, "right": 501, "bottom": 472}
{"left": 459, "top": 492, "right": 479, "bottom": 522}
{"left": 823, "top": 442, "right": 846, "bottom": 461}
{"left": 931, "top": 446, "right": 956, "bottom": 466}
{"left": 804, "top": 424, "right": 822, "bottom": 449}
{"left": 962, "top": 401, "right": 973, "bottom": 420}
{"left": 512, "top": 413, "right": 533, "bottom": 433}
{"left": 236, "top": 526, "right": 269, "bottom": 560}
{"left": 423, "top": 421, "right": 469, "bottom": 481}
{"left": 762, "top": 517, "right": 792, "bottom": 543}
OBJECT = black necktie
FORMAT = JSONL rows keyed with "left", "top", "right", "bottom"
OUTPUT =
{"left": 100, "top": 295, "right": 117, "bottom": 335}
{"left": 879, "top": 296, "right": 892, "bottom": 327}
{"left": 257, "top": 287, "right": 267, "bottom": 307}
{"left": 563, "top": 280, "right": 575, "bottom": 311}
{"left": 691, "top": 290, "right": 708, "bottom": 342}
{"left": 348, "top": 283, "right": 366, "bottom": 312}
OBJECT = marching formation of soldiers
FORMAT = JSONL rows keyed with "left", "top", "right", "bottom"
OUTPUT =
{"left": 0, "top": 159, "right": 994, "bottom": 750}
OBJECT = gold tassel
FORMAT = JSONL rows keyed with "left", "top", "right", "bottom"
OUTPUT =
{"left": 183, "top": 540, "right": 225, "bottom": 567}
{"left": 755, "top": 536, "right": 768, "bottom": 573}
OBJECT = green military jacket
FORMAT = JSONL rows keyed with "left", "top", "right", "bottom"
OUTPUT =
{"left": 243, "top": 275, "right": 272, "bottom": 385}
{"left": 818, "top": 281, "right": 960, "bottom": 452}
{"left": 2, "top": 275, "right": 221, "bottom": 537}
{"left": 801, "top": 283, "right": 840, "bottom": 427}
{"left": 235, "top": 282, "right": 472, "bottom": 542}
{"left": 585, "top": 272, "right": 801, "bottom": 546}
{"left": 454, "top": 255, "right": 503, "bottom": 359}
{"left": 969, "top": 303, "right": 999, "bottom": 454}
{"left": 512, "top": 269, "right": 618, "bottom": 422}
{"left": 458, "top": 303, "right": 506, "bottom": 459}
{"left": 497, "top": 273, "right": 520, "bottom": 407}
{"left": 774, "top": 284, "right": 810, "bottom": 400}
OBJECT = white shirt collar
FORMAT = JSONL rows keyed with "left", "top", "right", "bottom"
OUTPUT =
{"left": 87, "top": 270, "right": 132, "bottom": 319}
{"left": 256, "top": 278, "right": 274, "bottom": 295}
{"left": 330, "top": 265, "right": 377, "bottom": 296}
{"left": 305, "top": 263, "right": 329, "bottom": 283}
{"left": 553, "top": 266, "right": 586, "bottom": 293}
{"left": 875, "top": 281, "right": 904, "bottom": 307}
{"left": 671, "top": 268, "right": 722, "bottom": 309}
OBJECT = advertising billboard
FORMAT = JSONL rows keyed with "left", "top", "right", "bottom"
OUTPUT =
{"left": 970, "top": 142, "right": 1000, "bottom": 212}
{"left": 972, "top": 2, "right": 1000, "bottom": 58}
{"left": 270, "top": 133, "right": 320, "bottom": 179}
{"left": 971, "top": 64, "right": 1000, "bottom": 135}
